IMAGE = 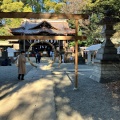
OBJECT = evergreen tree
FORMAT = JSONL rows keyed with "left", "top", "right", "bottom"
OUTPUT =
{"left": 0, "top": 0, "right": 32, "bottom": 36}
{"left": 86, "top": 0, "right": 120, "bottom": 17}
{"left": 20, "top": 0, "right": 65, "bottom": 13}
{"left": 85, "top": 0, "right": 120, "bottom": 42}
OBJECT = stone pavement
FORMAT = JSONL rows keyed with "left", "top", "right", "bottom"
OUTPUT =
{"left": 0, "top": 60, "right": 120, "bottom": 120}
{"left": 0, "top": 64, "right": 56, "bottom": 120}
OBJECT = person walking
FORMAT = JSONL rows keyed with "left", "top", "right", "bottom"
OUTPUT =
{"left": 37, "top": 52, "right": 41, "bottom": 63}
{"left": 18, "top": 51, "right": 26, "bottom": 80}
{"left": 35, "top": 52, "right": 38, "bottom": 63}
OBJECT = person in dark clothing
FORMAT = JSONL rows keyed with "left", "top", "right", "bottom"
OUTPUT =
{"left": 37, "top": 52, "right": 41, "bottom": 63}
{"left": 1, "top": 58, "right": 8, "bottom": 66}
{"left": 35, "top": 53, "right": 38, "bottom": 63}
{"left": 1, "top": 58, "right": 11, "bottom": 66}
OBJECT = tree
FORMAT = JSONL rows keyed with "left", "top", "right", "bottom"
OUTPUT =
{"left": 0, "top": 0, "right": 64, "bottom": 36}
{"left": 86, "top": 0, "right": 120, "bottom": 17}
{"left": 85, "top": 0, "right": 120, "bottom": 42}
{"left": 60, "top": 0, "right": 89, "bottom": 14}
{"left": 0, "top": 0, "right": 32, "bottom": 36}
{"left": 19, "top": 0, "right": 64, "bottom": 13}
{"left": 60, "top": 0, "right": 102, "bottom": 47}
{"left": 61, "top": 0, "right": 120, "bottom": 47}
{"left": 0, "top": 0, "right": 32, "bottom": 12}
{"left": 20, "top": 0, "right": 47, "bottom": 12}
{"left": 80, "top": 13, "right": 103, "bottom": 46}
{"left": 44, "top": 0, "right": 64, "bottom": 13}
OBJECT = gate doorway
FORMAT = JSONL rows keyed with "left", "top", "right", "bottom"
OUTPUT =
{"left": 27, "top": 41, "right": 57, "bottom": 68}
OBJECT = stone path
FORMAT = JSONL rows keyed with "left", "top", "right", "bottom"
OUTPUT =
{"left": 0, "top": 62, "right": 120, "bottom": 120}
{"left": 0, "top": 65, "right": 56, "bottom": 120}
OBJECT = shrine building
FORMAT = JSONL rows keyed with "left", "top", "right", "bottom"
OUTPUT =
{"left": 9, "top": 19, "right": 75, "bottom": 56}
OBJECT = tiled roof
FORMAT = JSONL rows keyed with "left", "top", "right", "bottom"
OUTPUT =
{"left": 10, "top": 19, "right": 75, "bottom": 35}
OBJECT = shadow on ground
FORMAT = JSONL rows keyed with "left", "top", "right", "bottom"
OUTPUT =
{"left": 0, "top": 63, "right": 120, "bottom": 120}
{"left": 54, "top": 70, "right": 120, "bottom": 120}
{"left": 0, "top": 65, "right": 33, "bottom": 100}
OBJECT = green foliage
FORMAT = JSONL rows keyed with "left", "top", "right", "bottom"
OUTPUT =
{"left": 81, "top": 13, "right": 102, "bottom": 46}
{"left": 67, "top": 20, "right": 75, "bottom": 29}
{"left": 114, "top": 23, "right": 120, "bottom": 31}
{"left": 44, "top": 0, "right": 56, "bottom": 12}
{"left": 23, "top": 5, "right": 32, "bottom": 12}
{"left": 0, "top": 0, "right": 32, "bottom": 36}
{"left": 0, "top": 18, "right": 22, "bottom": 36}
{"left": 54, "top": 3, "right": 64, "bottom": 13}
{"left": 0, "top": 26, "right": 12, "bottom": 35}
{"left": 69, "top": 40, "right": 86, "bottom": 47}
{"left": 84, "top": 0, "right": 120, "bottom": 45}
{"left": 1, "top": 1, "right": 23, "bottom": 12}
{"left": 12, "top": 0, "right": 65, "bottom": 13}
{"left": 5, "top": 18, "right": 22, "bottom": 28}
{"left": 1, "top": 0, "right": 32, "bottom": 12}
{"left": 69, "top": 41, "right": 75, "bottom": 47}
{"left": 44, "top": 0, "right": 64, "bottom": 13}
{"left": 86, "top": 0, "right": 120, "bottom": 17}
{"left": 34, "top": 3, "right": 41, "bottom": 13}
{"left": 3, "top": 0, "right": 12, "bottom": 4}
{"left": 61, "top": 0, "right": 98, "bottom": 47}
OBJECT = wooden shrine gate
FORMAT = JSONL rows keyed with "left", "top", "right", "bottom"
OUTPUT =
{"left": 0, "top": 12, "right": 88, "bottom": 89}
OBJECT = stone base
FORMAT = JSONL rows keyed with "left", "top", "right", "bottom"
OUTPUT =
{"left": 90, "top": 62, "right": 120, "bottom": 83}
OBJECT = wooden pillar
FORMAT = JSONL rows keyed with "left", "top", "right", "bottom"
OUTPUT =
{"left": 74, "top": 19, "right": 79, "bottom": 90}
{"left": 58, "top": 40, "right": 61, "bottom": 67}
{"left": 59, "top": 41, "right": 61, "bottom": 61}
{"left": 23, "top": 40, "right": 25, "bottom": 51}
{"left": 23, "top": 34, "right": 26, "bottom": 51}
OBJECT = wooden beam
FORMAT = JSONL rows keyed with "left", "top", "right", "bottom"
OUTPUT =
{"left": 0, "top": 36, "right": 87, "bottom": 40}
{"left": 0, "top": 12, "right": 88, "bottom": 19}
{"left": 74, "top": 20, "right": 79, "bottom": 90}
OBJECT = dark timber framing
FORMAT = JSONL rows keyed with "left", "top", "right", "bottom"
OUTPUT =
{"left": 0, "top": 36, "right": 87, "bottom": 40}
{"left": 0, "top": 12, "right": 88, "bottom": 90}
{"left": 0, "top": 12, "right": 88, "bottom": 19}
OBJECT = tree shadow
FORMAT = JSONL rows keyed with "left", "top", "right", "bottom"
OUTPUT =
{"left": 54, "top": 70, "right": 120, "bottom": 120}
{"left": 0, "top": 62, "right": 60, "bottom": 120}
{"left": 0, "top": 83, "right": 56, "bottom": 120}
{"left": 0, "top": 65, "right": 33, "bottom": 100}
{"left": 0, "top": 63, "right": 75, "bottom": 120}
{"left": 1, "top": 63, "right": 116, "bottom": 120}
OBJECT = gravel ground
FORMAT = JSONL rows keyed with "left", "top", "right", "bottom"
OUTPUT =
{"left": 1, "top": 63, "right": 120, "bottom": 120}
{"left": 0, "top": 64, "right": 33, "bottom": 82}
{"left": 0, "top": 64, "right": 33, "bottom": 99}
{"left": 54, "top": 71, "right": 120, "bottom": 120}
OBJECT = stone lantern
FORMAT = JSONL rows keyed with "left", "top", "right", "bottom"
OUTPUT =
{"left": 90, "top": 10, "right": 120, "bottom": 83}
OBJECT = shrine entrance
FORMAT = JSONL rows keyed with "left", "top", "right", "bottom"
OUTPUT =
{"left": 0, "top": 12, "right": 88, "bottom": 89}
{"left": 27, "top": 41, "right": 57, "bottom": 67}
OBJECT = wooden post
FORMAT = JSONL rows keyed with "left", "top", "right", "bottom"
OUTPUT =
{"left": 74, "top": 20, "right": 79, "bottom": 90}
{"left": 58, "top": 40, "right": 61, "bottom": 67}
{"left": 23, "top": 34, "right": 26, "bottom": 51}
{"left": 23, "top": 40, "right": 25, "bottom": 51}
